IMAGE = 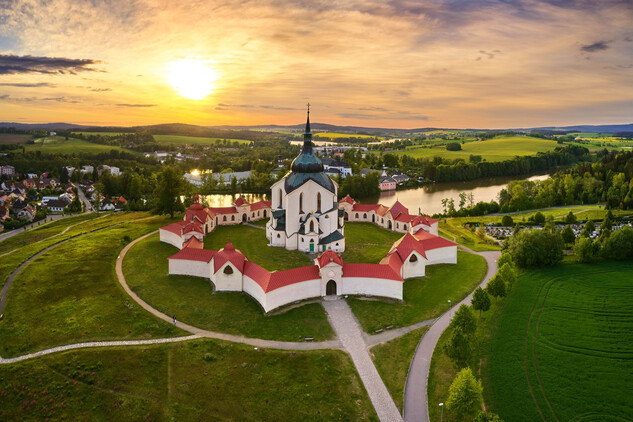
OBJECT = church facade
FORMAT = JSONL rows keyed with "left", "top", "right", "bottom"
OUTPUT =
{"left": 266, "top": 109, "right": 346, "bottom": 253}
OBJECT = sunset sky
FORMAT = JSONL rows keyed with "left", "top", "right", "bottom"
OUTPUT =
{"left": 0, "top": 0, "right": 632, "bottom": 129}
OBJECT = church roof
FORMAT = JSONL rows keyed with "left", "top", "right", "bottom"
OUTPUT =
{"left": 339, "top": 195, "right": 355, "bottom": 205}
{"left": 235, "top": 195, "right": 248, "bottom": 206}
{"left": 213, "top": 241, "right": 246, "bottom": 273}
{"left": 243, "top": 262, "right": 320, "bottom": 293}
{"left": 317, "top": 250, "right": 343, "bottom": 267}
{"left": 168, "top": 247, "right": 216, "bottom": 262}
{"left": 412, "top": 229, "right": 458, "bottom": 249}
{"left": 250, "top": 200, "right": 271, "bottom": 211}
{"left": 185, "top": 202, "right": 208, "bottom": 223}
{"left": 342, "top": 263, "right": 403, "bottom": 281}
{"left": 319, "top": 230, "right": 344, "bottom": 245}
{"left": 160, "top": 221, "right": 187, "bottom": 235}
{"left": 390, "top": 233, "right": 428, "bottom": 261}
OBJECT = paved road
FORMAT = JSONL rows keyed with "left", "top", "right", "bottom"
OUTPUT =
{"left": 403, "top": 249, "right": 501, "bottom": 422}
{"left": 323, "top": 299, "right": 403, "bottom": 422}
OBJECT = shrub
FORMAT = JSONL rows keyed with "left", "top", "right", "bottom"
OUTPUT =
{"left": 506, "top": 228, "right": 564, "bottom": 268}
{"left": 501, "top": 215, "right": 513, "bottom": 226}
{"left": 497, "top": 253, "right": 513, "bottom": 269}
{"left": 446, "top": 142, "right": 462, "bottom": 151}
{"left": 533, "top": 211, "right": 545, "bottom": 225}
{"left": 574, "top": 236, "right": 598, "bottom": 263}
{"left": 565, "top": 211, "right": 577, "bottom": 224}
{"left": 601, "top": 227, "right": 633, "bottom": 260}
{"left": 562, "top": 225, "right": 576, "bottom": 244}
{"left": 498, "top": 262, "right": 516, "bottom": 285}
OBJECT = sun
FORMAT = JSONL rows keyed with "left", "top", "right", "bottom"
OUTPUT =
{"left": 167, "top": 59, "right": 218, "bottom": 100}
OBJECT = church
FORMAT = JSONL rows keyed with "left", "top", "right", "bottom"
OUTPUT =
{"left": 266, "top": 107, "right": 346, "bottom": 253}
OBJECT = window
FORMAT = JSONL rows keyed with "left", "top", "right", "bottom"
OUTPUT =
{"left": 317, "top": 192, "right": 321, "bottom": 213}
{"left": 231, "top": 215, "right": 235, "bottom": 221}
{"left": 224, "top": 265, "right": 234, "bottom": 274}
{"left": 309, "top": 221, "right": 314, "bottom": 232}
{"left": 301, "top": 237, "right": 304, "bottom": 242}
{"left": 404, "top": 224, "right": 407, "bottom": 230}
{"left": 409, "top": 254, "right": 418, "bottom": 263}
{"left": 396, "top": 223, "right": 400, "bottom": 229}
{"left": 223, "top": 216, "right": 227, "bottom": 222}
{"left": 363, "top": 213, "right": 367, "bottom": 219}
{"left": 299, "top": 192, "right": 304, "bottom": 214}
{"left": 277, "top": 234, "right": 281, "bottom": 238}
{"left": 277, "top": 188, "right": 282, "bottom": 208}
{"left": 355, "top": 213, "right": 359, "bottom": 218}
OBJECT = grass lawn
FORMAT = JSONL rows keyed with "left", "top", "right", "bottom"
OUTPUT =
{"left": 391, "top": 136, "right": 558, "bottom": 162}
{"left": 0, "top": 338, "right": 377, "bottom": 421}
{"left": 348, "top": 251, "right": 487, "bottom": 332}
{"left": 371, "top": 327, "right": 429, "bottom": 412}
{"left": 25, "top": 136, "right": 129, "bottom": 154}
{"left": 153, "top": 134, "right": 250, "bottom": 145}
{"left": 0, "top": 215, "right": 185, "bottom": 358}
{"left": 482, "top": 262, "right": 633, "bottom": 421}
{"left": 341, "top": 222, "right": 402, "bottom": 263}
{"left": 439, "top": 220, "right": 501, "bottom": 252}
{"left": 123, "top": 234, "right": 334, "bottom": 341}
{"left": 204, "top": 225, "right": 313, "bottom": 271}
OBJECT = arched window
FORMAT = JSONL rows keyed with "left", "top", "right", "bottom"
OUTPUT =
{"left": 355, "top": 213, "right": 359, "bottom": 218}
{"left": 404, "top": 224, "right": 407, "bottom": 230}
{"left": 317, "top": 192, "right": 321, "bottom": 213}
{"left": 363, "top": 213, "right": 367, "bottom": 219}
{"left": 410, "top": 254, "right": 418, "bottom": 263}
{"left": 231, "top": 215, "right": 235, "bottom": 221}
{"left": 299, "top": 192, "right": 304, "bottom": 214}
{"left": 277, "top": 233, "right": 281, "bottom": 238}
{"left": 309, "top": 221, "right": 314, "bottom": 232}
{"left": 277, "top": 188, "right": 282, "bottom": 208}
{"left": 224, "top": 265, "right": 234, "bottom": 275}
{"left": 223, "top": 216, "right": 227, "bottom": 222}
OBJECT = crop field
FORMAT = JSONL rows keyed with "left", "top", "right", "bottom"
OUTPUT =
{"left": 124, "top": 233, "right": 334, "bottom": 341}
{"left": 0, "top": 338, "right": 376, "bottom": 421}
{"left": 390, "top": 136, "right": 558, "bottom": 162}
{"left": 25, "top": 136, "right": 128, "bottom": 154}
{"left": 72, "top": 131, "right": 131, "bottom": 137}
{"left": 348, "top": 251, "right": 487, "bottom": 332}
{"left": 483, "top": 262, "right": 633, "bottom": 421}
{"left": 0, "top": 133, "right": 30, "bottom": 144}
{"left": 153, "top": 134, "right": 250, "bottom": 145}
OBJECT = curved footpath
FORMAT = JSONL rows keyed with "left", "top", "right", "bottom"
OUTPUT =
{"left": 402, "top": 249, "right": 500, "bottom": 422}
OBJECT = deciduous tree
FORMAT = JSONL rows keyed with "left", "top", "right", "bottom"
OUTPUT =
{"left": 446, "top": 367, "right": 483, "bottom": 419}
{"left": 471, "top": 287, "right": 491, "bottom": 318}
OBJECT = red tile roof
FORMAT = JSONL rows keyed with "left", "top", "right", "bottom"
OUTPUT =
{"left": 352, "top": 204, "right": 380, "bottom": 212}
{"left": 395, "top": 213, "right": 413, "bottom": 223}
{"left": 317, "top": 250, "right": 343, "bottom": 267}
{"left": 339, "top": 195, "right": 355, "bottom": 205}
{"left": 185, "top": 203, "right": 208, "bottom": 223}
{"left": 391, "top": 233, "right": 428, "bottom": 260}
{"left": 160, "top": 221, "right": 187, "bottom": 235}
{"left": 213, "top": 241, "right": 246, "bottom": 273}
{"left": 244, "top": 263, "right": 320, "bottom": 293}
{"left": 375, "top": 204, "right": 389, "bottom": 216}
{"left": 209, "top": 206, "right": 239, "bottom": 215}
{"left": 342, "top": 263, "right": 403, "bottom": 281}
{"left": 411, "top": 215, "right": 438, "bottom": 226}
{"left": 250, "top": 200, "right": 271, "bottom": 211}
{"left": 168, "top": 247, "right": 216, "bottom": 262}
{"left": 380, "top": 251, "right": 404, "bottom": 274}
{"left": 388, "top": 200, "right": 409, "bottom": 219}
{"left": 413, "top": 229, "right": 459, "bottom": 249}
{"left": 183, "top": 236, "right": 204, "bottom": 249}
{"left": 235, "top": 195, "right": 249, "bottom": 206}
{"left": 182, "top": 221, "right": 204, "bottom": 234}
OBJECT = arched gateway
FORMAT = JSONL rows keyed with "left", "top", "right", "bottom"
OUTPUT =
{"left": 326, "top": 279, "right": 337, "bottom": 296}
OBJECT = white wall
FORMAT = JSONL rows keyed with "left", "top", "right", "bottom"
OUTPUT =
{"left": 243, "top": 277, "right": 268, "bottom": 311}
{"left": 425, "top": 246, "right": 457, "bottom": 265}
{"left": 159, "top": 229, "right": 183, "bottom": 249}
{"left": 212, "top": 262, "right": 243, "bottom": 291}
{"left": 168, "top": 259, "right": 211, "bottom": 278}
{"left": 340, "top": 277, "right": 403, "bottom": 300}
{"left": 265, "top": 279, "right": 321, "bottom": 312}
{"left": 401, "top": 251, "right": 426, "bottom": 278}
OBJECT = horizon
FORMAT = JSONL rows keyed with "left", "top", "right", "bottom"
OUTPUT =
{"left": 1, "top": 1, "right": 632, "bottom": 128}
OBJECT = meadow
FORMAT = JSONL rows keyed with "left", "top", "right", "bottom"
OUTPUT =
{"left": 313, "top": 132, "right": 381, "bottom": 139}
{"left": 0, "top": 133, "right": 30, "bottom": 144}
{"left": 392, "top": 136, "right": 559, "bottom": 162}
{"left": 123, "top": 233, "right": 334, "bottom": 341}
{"left": 25, "top": 136, "right": 128, "bottom": 154}
{"left": 0, "top": 214, "right": 184, "bottom": 357}
{"left": 483, "top": 262, "right": 633, "bottom": 421}
{"left": 341, "top": 222, "right": 403, "bottom": 263}
{"left": 153, "top": 134, "right": 250, "bottom": 145}
{"left": 0, "top": 338, "right": 377, "bottom": 421}
{"left": 348, "top": 251, "right": 487, "bottom": 332}
{"left": 371, "top": 327, "right": 429, "bottom": 412}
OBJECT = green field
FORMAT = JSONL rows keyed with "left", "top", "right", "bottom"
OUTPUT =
{"left": 124, "top": 234, "right": 334, "bottom": 341}
{"left": 371, "top": 327, "right": 429, "bottom": 412}
{"left": 439, "top": 220, "right": 501, "bottom": 252}
{"left": 348, "top": 251, "right": 487, "bottom": 332}
{"left": 0, "top": 338, "right": 377, "bottom": 421}
{"left": 483, "top": 262, "right": 633, "bottom": 421}
{"left": 153, "top": 134, "right": 250, "bottom": 145}
{"left": 391, "top": 136, "right": 559, "bottom": 162}
{"left": 313, "top": 132, "right": 380, "bottom": 139}
{"left": 25, "top": 136, "right": 129, "bottom": 154}
{"left": 342, "top": 222, "right": 403, "bottom": 263}
{"left": 0, "top": 214, "right": 184, "bottom": 357}
{"left": 73, "top": 131, "right": 131, "bottom": 136}
{"left": 203, "top": 225, "right": 313, "bottom": 271}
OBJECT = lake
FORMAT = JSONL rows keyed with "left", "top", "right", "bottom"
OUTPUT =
{"left": 197, "top": 174, "right": 548, "bottom": 215}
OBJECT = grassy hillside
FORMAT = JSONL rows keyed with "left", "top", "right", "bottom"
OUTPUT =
{"left": 25, "top": 136, "right": 129, "bottom": 154}
{"left": 153, "top": 134, "right": 250, "bottom": 145}
{"left": 483, "top": 262, "right": 633, "bottom": 421}
{"left": 391, "top": 136, "right": 559, "bottom": 162}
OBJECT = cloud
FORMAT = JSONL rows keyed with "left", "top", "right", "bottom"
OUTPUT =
{"left": 0, "top": 82, "right": 55, "bottom": 87}
{"left": 580, "top": 41, "right": 611, "bottom": 52}
{"left": 90, "top": 87, "right": 111, "bottom": 92}
{"left": 115, "top": 103, "right": 156, "bottom": 107}
{"left": 41, "top": 96, "right": 79, "bottom": 103}
{"left": 218, "top": 103, "right": 300, "bottom": 110}
{"left": 338, "top": 112, "right": 429, "bottom": 121}
{"left": 477, "top": 49, "right": 503, "bottom": 60}
{"left": 0, "top": 54, "right": 100, "bottom": 75}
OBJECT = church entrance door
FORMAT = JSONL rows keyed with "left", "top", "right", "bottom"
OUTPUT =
{"left": 310, "top": 242, "right": 314, "bottom": 252}
{"left": 326, "top": 280, "right": 337, "bottom": 296}
{"left": 242, "top": 213, "right": 247, "bottom": 223}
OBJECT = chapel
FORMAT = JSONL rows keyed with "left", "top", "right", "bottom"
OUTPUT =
{"left": 266, "top": 107, "right": 346, "bottom": 252}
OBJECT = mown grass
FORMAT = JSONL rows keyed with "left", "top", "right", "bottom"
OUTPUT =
{"left": 348, "top": 251, "right": 487, "bottom": 332}
{"left": 203, "top": 225, "right": 313, "bottom": 271}
{"left": 439, "top": 220, "right": 501, "bottom": 252}
{"left": 483, "top": 262, "right": 633, "bottom": 421}
{"left": 0, "top": 338, "right": 377, "bottom": 421}
{"left": 153, "top": 134, "right": 250, "bottom": 145}
{"left": 342, "top": 222, "right": 403, "bottom": 263}
{"left": 25, "top": 136, "right": 129, "bottom": 154}
{"left": 0, "top": 215, "right": 185, "bottom": 357}
{"left": 124, "top": 234, "right": 334, "bottom": 341}
{"left": 391, "top": 136, "right": 558, "bottom": 162}
{"left": 371, "top": 326, "right": 429, "bottom": 412}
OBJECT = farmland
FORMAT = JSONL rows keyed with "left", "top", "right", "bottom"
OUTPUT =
{"left": 313, "top": 132, "right": 381, "bottom": 139}
{"left": 153, "top": 134, "right": 250, "bottom": 145}
{"left": 483, "top": 262, "right": 633, "bottom": 421}
{"left": 390, "top": 136, "right": 559, "bottom": 162}
{"left": 25, "top": 136, "right": 129, "bottom": 154}
{"left": 0, "top": 133, "right": 30, "bottom": 144}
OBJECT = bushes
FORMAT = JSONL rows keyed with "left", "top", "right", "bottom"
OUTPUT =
{"left": 506, "top": 228, "right": 564, "bottom": 268}
{"left": 601, "top": 226, "right": 633, "bottom": 260}
{"left": 446, "top": 142, "right": 462, "bottom": 151}
{"left": 501, "top": 215, "right": 513, "bottom": 226}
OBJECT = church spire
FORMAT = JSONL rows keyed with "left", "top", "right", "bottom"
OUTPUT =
{"left": 304, "top": 102, "right": 312, "bottom": 138}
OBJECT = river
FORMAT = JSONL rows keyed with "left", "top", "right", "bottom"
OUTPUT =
{"left": 197, "top": 173, "right": 549, "bottom": 215}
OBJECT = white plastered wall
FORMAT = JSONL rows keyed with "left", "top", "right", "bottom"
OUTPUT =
{"left": 400, "top": 251, "right": 427, "bottom": 278}
{"left": 212, "top": 262, "right": 243, "bottom": 291}
{"left": 340, "top": 277, "right": 403, "bottom": 300}
{"left": 425, "top": 246, "right": 457, "bottom": 265}
{"left": 159, "top": 229, "right": 183, "bottom": 249}
{"left": 264, "top": 279, "right": 321, "bottom": 312}
{"left": 168, "top": 258, "right": 212, "bottom": 278}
